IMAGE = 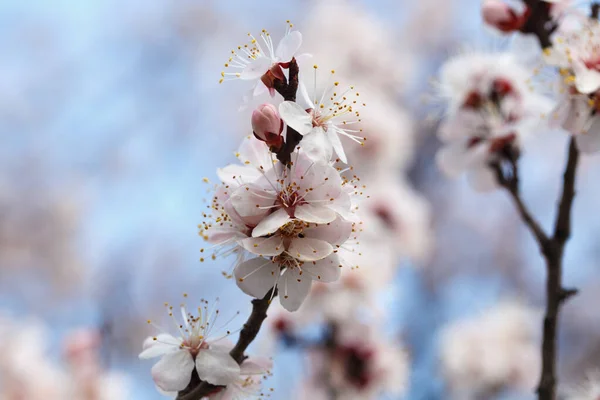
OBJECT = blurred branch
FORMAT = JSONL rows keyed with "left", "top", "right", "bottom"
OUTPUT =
{"left": 520, "top": 0, "right": 557, "bottom": 48}
{"left": 176, "top": 288, "right": 277, "bottom": 400}
{"left": 494, "top": 136, "right": 579, "bottom": 400}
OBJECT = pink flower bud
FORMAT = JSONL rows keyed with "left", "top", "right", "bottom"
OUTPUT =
{"left": 482, "top": 0, "right": 526, "bottom": 33}
{"left": 251, "top": 103, "right": 284, "bottom": 150}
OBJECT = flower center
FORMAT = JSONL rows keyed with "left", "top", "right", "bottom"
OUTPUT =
{"left": 273, "top": 252, "right": 302, "bottom": 270}
{"left": 276, "top": 186, "right": 306, "bottom": 217}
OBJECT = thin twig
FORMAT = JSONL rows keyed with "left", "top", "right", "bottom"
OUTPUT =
{"left": 274, "top": 58, "right": 303, "bottom": 165}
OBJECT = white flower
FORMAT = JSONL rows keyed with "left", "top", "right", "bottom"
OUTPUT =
{"left": 440, "top": 300, "right": 541, "bottom": 398}
{"left": 226, "top": 150, "right": 354, "bottom": 238}
{"left": 209, "top": 356, "right": 273, "bottom": 400}
{"left": 544, "top": 19, "right": 600, "bottom": 152}
{"left": 298, "top": 321, "right": 408, "bottom": 400}
{"left": 220, "top": 22, "right": 303, "bottom": 97}
{"left": 139, "top": 300, "right": 240, "bottom": 392}
{"left": 234, "top": 218, "right": 352, "bottom": 311}
{"left": 435, "top": 52, "right": 552, "bottom": 191}
{"left": 278, "top": 68, "right": 365, "bottom": 163}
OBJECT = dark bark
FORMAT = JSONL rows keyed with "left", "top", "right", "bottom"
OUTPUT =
{"left": 495, "top": 138, "right": 579, "bottom": 400}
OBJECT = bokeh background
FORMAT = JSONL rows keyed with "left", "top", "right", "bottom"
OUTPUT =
{"left": 2, "top": 0, "right": 600, "bottom": 399}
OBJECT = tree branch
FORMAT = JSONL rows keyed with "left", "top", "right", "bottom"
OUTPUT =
{"left": 273, "top": 58, "right": 303, "bottom": 166}
{"left": 176, "top": 288, "right": 277, "bottom": 400}
{"left": 536, "top": 137, "right": 579, "bottom": 400}
{"left": 520, "top": 0, "right": 556, "bottom": 48}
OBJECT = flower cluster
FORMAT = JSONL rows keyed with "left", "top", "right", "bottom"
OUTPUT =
{"left": 0, "top": 313, "right": 128, "bottom": 399}
{"left": 435, "top": 51, "right": 551, "bottom": 191}
{"left": 440, "top": 300, "right": 541, "bottom": 398}
{"left": 545, "top": 17, "right": 600, "bottom": 152}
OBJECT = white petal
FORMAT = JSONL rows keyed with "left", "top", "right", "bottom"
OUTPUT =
{"left": 287, "top": 237, "right": 333, "bottom": 261}
{"left": 577, "top": 117, "right": 600, "bottom": 153}
{"left": 302, "top": 254, "right": 342, "bottom": 283}
{"left": 302, "top": 218, "right": 353, "bottom": 246}
{"left": 236, "top": 136, "right": 273, "bottom": 170}
{"left": 468, "top": 165, "right": 498, "bottom": 192}
{"left": 240, "top": 236, "right": 285, "bottom": 256}
{"left": 275, "top": 31, "right": 302, "bottom": 62}
{"left": 240, "top": 356, "right": 273, "bottom": 375}
{"left": 279, "top": 101, "right": 313, "bottom": 135}
{"left": 217, "top": 164, "right": 261, "bottom": 186}
{"left": 139, "top": 334, "right": 181, "bottom": 359}
{"left": 326, "top": 191, "right": 355, "bottom": 221}
{"left": 297, "top": 81, "right": 315, "bottom": 109}
{"left": 234, "top": 257, "right": 278, "bottom": 299}
{"left": 253, "top": 80, "right": 268, "bottom": 97}
{"left": 327, "top": 129, "right": 347, "bottom": 163}
{"left": 300, "top": 127, "right": 333, "bottom": 163}
{"left": 252, "top": 208, "right": 292, "bottom": 237}
{"left": 574, "top": 61, "right": 600, "bottom": 94}
{"left": 295, "top": 203, "right": 337, "bottom": 224}
{"left": 436, "top": 142, "right": 471, "bottom": 178}
{"left": 240, "top": 57, "right": 272, "bottom": 80}
{"left": 195, "top": 349, "right": 240, "bottom": 386}
{"left": 230, "top": 185, "right": 276, "bottom": 218}
{"left": 151, "top": 350, "right": 195, "bottom": 392}
{"left": 279, "top": 268, "right": 312, "bottom": 312}
{"left": 562, "top": 97, "right": 590, "bottom": 134}
{"left": 438, "top": 111, "right": 483, "bottom": 142}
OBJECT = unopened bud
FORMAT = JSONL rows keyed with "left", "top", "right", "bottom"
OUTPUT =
{"left": 482, "top": 0, "right": 527, "bottom": 33}
{"left": 251, "top": 103, "right": 284, "bottom": 151}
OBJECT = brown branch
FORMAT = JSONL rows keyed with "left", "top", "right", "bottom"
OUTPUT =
{"left": 273, "top": 58, "right": 303, "bottom": 166}
{"left": 537, "top": 138, "right": 579, "bottom": 400}
{"left": 176, "top": 288, "right": 277, "bottom": 400}
{"left": 520, "top": 0, "right": 557, "bottom": 48}
{"left": 495, "top": 137, "right": 579, "bottom": 400}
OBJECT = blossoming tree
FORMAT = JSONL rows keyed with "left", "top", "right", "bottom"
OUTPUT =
{"left": 138, "top": 2, "right": 600, "bottom": 399}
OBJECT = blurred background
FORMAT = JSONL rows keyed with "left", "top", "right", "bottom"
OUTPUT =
{"left": 2, "top": 0, "right": 600, "bottom": 399}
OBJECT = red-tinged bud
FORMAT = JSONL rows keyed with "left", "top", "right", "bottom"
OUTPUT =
{"left": 252, "top": 103, "right": 284, "bottom": 151}
{"left": 492, "top": 78, "right": 514, "bottom": 97}
{"left": 260, "top": 64, "right": 286, "bottom": 96}
{"left": 482, "top": 0, "right": 529, "bottom": 33}
{"left": 463, "top": 91, "right": 483, "bottom": 109}
{"left": 489, "top": 132, "right": 517, "bottom": 153}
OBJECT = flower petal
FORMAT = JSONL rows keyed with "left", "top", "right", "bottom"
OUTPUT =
{"left": 196, "top": 349, "right": 240, "bottom": 385}
{"left": 279, "top": 267, "right": 312, "bottom": 312}
{"left": 275, "top": 31, "right": 302, "bottom": 62}
{"left": 240, "top": 356, "right": 273, "bottom": 375}
{"left": 230, "top": 184, "right": 276, "bottom": 218}
{"left": 151, "top": 350, "right": 195, "bottom": 392}
{"left": 328, "top": 129, "right": 347, "bottom": 163}
{"left": 240, "top": 57, "right": 273, "bottom": 80}
{"left": 217, "top": 164, "right": 262, "bottom": 186}
{"left": 574, "top": 60, "right": 600, "bottom": 94}
{"left": 295, "top": 203, "right": 337, "bottom": 224}
{"left": 279, "top": 101, "right": 313, "bottom": 135}
{"left": 300, "top": 127, "right": 333, "bottom": 163}
{"left": 234, "top": 257, "right": 278, "bottom": 299}
{"left": 302, "top": 218, "right": 353, "bottom": 246}
{"left": 561, "top": 97, "right": 590, "bottom": 134}
{"left": 302, "top": 254, "right": 342, "bottom": 283}
{"left": 288, "top": 237, "right": 333, "bottom": 262}
{"left": 252, "top": 208, "right": 292, "bottom": 237}
{"left": 139, "top": 334, "right": 182, "bottom": 359}
{"left": 240, "top": 236, "right": 285, "bottom": 256}
{"left": 467, "top": 165, "right": 498, "bottom": 192}
{"left": 577, "top": 117, "right": 600, "bottom": 153}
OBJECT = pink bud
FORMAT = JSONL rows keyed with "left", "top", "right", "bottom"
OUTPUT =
{"left": 251, "top": 103, "right": 284, "bottom": 150}
{"left": 482, "top": 0, "right": 525, "bottom": 33}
